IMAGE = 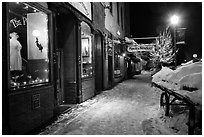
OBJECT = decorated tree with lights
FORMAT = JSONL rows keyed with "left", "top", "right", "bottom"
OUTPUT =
{"left": 124, "top": 27, "right": 176, "bottom": 70}
{"left": 150, "top": 27, "right": 177, "bottom": 66}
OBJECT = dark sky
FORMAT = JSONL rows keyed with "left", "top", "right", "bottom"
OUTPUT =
{"left": 129, "top": 2, "right": 202, "bottom": 61}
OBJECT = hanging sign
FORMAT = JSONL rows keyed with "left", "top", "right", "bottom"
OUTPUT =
{"left": 69, "top": 2, "right": 92, "bottom": 20}
{"left": 176, "top": 28, "right": 186, "bottom": 44}
{"left": 127, "top": 45, "right": 154, "bottom": 52}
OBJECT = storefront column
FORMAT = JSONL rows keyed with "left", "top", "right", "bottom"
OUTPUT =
{"left": 76, "top": 20, "right": 83, "bottom": 103}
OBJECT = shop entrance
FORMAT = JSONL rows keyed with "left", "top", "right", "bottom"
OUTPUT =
{"left": 108, "top": 55, "right": 113, "bottom": 88}
{"left": 94, "top": 32, "right": 103, "bottom": 94}
{"left": 54, "top": 7, "right": 80, "bottom": 106}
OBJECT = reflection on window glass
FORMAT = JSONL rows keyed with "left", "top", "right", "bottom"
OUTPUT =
{"left": 81, "top": 22, "right": 93, "bottom": 78}
{"left": 114, "top": 54, "right": 121, "bottom": 77}
{"left": 9, "top": 2, "right": 50, "bottom": 89}
{"left": 114, "top": 43, "right": 121, "bottom": 77}
{"left": 81, "top": 33, "right": 93, "bottom": 78}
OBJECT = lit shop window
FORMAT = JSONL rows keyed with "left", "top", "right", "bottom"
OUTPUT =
{"left": 114, "top": 43, "right": 121, "bottom": 77}
{"left": 114, "top": 54, "right": 121, "bottom": 77}
{"left": 9, "top": 3, "right": 50, "bottom": 89}
{"left": 81, "top": 22, "right": 93, "bottom": 78}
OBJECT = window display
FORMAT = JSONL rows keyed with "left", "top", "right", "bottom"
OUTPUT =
{"left": 114, "top": 44, "right": 121, "bottom": 77}
{"left": 9, "top": 2, "right": 50, "bottom": 89}
{"left": 114, "top": 54, "right": 121, "bottom": 77}
{"left": 10, "top": 32, "right": 22, "bottom": 71}
{"left": 81, "top": 22, "right": 93, "bottom": 78}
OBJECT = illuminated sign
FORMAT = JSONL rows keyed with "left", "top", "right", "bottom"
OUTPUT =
{"left": 127, "top": 45, "right": 154, "bottom": 52}
{"left": 69, "top": 2, "right": 92, "bottom": 20}
{"left": 176, "top": 28, "right": 186, "bottom": 44}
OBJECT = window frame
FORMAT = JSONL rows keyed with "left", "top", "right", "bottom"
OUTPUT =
{"left": 81, "top": 22, "right": 94, "bottom": 79}
{"left": 6, "top": 2, "right": 53, "bottom": 91}
{"left": 114, "top": 44, "right": 121, "bottom": 78}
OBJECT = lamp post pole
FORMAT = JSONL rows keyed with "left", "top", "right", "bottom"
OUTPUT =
{"left": 173, "top": 27, "right": 177, "bottom": 67}
{"left": 170, "top": 14, "right": 179, "bottom": 67}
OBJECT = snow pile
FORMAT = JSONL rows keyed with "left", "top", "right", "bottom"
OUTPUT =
{"left": 181, "top": 60, "right": 193, "bottom": 66}
{"left": 152, "top": 66, "right": 178, "bottom": 90}
{"left": 150, "top": 61, "right": 202, "bottom": 135}
{"left": 152, "top": 61, "right": 202, "bottom": 105}
{"left": 179, "top": 72, "right": 202, "bottom": 89}
{"left": 167, "top": 62, "right": 202, "bottom": 84}
{"left": 152, "top": 66, "right": 174, "bottom": 82}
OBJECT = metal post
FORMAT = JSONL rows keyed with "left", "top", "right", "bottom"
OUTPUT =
{"left": 174, "top": 27, "right": 177, "bottom": 67}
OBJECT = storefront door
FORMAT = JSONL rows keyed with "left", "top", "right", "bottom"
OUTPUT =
{"left": 108, "top": 55, "right": 113, "bottom": 88}
{"left": 54, "top": 7, "right": 80, "bottom": 104}
{"left": 95, "top": 32, "right": 103, "bottom": 94}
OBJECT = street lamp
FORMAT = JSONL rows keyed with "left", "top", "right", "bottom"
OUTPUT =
{"left": 193, "top": 54, "right": 199, "bottom": 62}
{"left": 170, "top": 15, "right": 179, "bottom": 25}
{"left": 193, "top": 54, "right": 197, "bottom": 58}
{"left": 170, "top": 14, "right": 179, "bottom": 67}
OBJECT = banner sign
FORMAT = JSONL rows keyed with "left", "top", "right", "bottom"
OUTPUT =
{"left": 176, "top": 28, "right": 186, "bottom": 44}
{"left": 69, "top": 2, "right": 92, "bottom": 20}
{"left": 127, "top": 45, "right": 154, "bottom": 52}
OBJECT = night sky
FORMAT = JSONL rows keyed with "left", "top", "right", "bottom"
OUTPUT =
{"left": 129, "top": 2, "right": 202, "bottom": 63}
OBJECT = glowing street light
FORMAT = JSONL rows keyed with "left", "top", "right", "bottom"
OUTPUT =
{"left": 170, "top": 15, "right": 179, "bottom": 26}
{"left": 193, "top": 54, "right": 197, "bottom": 58}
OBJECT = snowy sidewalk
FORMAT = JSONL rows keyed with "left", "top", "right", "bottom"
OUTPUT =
{"left": 38, "top": 74, "right": 189, "bottom": 135}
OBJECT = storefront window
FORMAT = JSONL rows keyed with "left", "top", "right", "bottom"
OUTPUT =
{"left": 81, "top": 22, "right": 93, "bottom": 78}
{"left": 8, "top": 2, "right": 50, "bottom": 89}
{"left": 114, "top": 54, "right": 121, "bottom": 77}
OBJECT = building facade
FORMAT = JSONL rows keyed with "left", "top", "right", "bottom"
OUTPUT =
{"left": 2, "top": 2, "right": 130, "bottom": 134}
{"left": 103, "top": 2, "right": 130, "bottom": 88}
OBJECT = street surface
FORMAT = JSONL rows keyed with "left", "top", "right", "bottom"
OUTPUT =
{"left": 39, "top": 72, "right": 188, "bottom": 135}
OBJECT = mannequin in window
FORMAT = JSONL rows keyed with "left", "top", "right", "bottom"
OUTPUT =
{"left": 10, "top": 32, "right": 22, "bottom": 76}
